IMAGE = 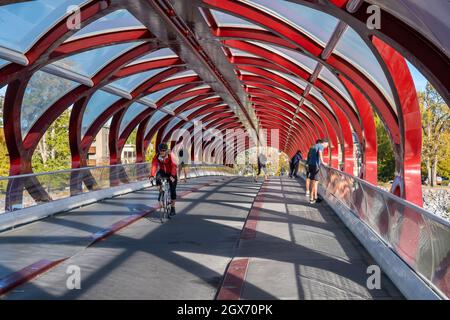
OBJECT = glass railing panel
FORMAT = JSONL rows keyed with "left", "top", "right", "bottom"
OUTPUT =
{"left": 308, "top": 162, "right": 449, "bottom": 299}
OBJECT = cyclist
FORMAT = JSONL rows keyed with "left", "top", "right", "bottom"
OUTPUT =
{"left": 150, "top": 143, "right": 178, "bottom": 217}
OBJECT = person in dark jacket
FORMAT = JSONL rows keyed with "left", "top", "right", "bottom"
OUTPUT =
{"left": 289, "top": 150, "right": 302, "bottom": 178}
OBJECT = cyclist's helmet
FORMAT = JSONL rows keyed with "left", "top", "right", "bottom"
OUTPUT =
{"left": 158, "top": 143, "right": 168, "bottom": 152}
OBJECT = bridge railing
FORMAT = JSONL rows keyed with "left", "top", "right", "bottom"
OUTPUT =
{"left": 0, "top": 163, "right": 235, "bottom": 214}
{"left": 298, "top": 162, "right": 449, "bottom": 299}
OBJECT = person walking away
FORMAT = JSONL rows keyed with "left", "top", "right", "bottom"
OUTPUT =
{"left": 289, "top": 150, "right": 302, "bottom": 178}
{"left": 150, "top": 143, "right": 178, "bottom": 217}
{"left": 254, "top": 152, "right": 268, "bottom": 182}
{"left": 306, "top": 139, "right": 329, "bottom": 204}
{"left": 177, "top": 148, "right": 188, "bottom": 183}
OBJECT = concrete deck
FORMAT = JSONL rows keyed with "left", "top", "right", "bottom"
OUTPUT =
{"left": 1, "top": 176, "right": 402, "bottom": 300}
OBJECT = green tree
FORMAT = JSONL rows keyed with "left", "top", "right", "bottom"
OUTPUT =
{"left": 16, "top": 71, "right": 75, "bottom": 173}
{"left": 420, "top": 83, "right": 450, "bottom": 186}
{"left": 0, "top": 94, "right": 4, "bottom": 127}
{"left": 126, "top": 128, "right": 137, "bottom": 145}
{"left": 375, "top": 113, "right": 395, "bottom": 182}
{"left": 31, "top": 109, "right": 71, "bottom": 172}
{"left": 21, "top": 71, "right": 74, "bottom": 133}
{"left": 0, "top": 128, "right": 9, "bottom": 176}
{"left": 0, "top": 95, "right": 8, "bottom": 176}
{"left": 276, "top": 152, "right": 289, "bottom": 175}
{"left": 145, "top": 135, "right": 157, "bottom": 162}
{"left": 437, "top": 131, "right": 450, "bottom": 179}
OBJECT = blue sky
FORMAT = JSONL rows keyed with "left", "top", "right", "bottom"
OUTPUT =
{"left": 0, "top": 60, "right": 430, "bottom": 96}
{"left": 406, "top": 61, "right": 428, "bottom": 92}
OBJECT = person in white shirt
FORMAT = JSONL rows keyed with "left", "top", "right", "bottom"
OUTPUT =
{"left": 177, "top": 148, "right": 188, "bottom": 183}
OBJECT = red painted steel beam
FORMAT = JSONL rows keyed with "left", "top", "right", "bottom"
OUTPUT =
{"left": 250, "top": 97, "right": 323, "bottom": 138}
{"left": 81, "top": 67, "right": 185, "bottom": 154}
{"left": 240, "top": 73, "right": 344, "bottom": 157}
{"left": 151, "top": 0, "right": 257, "bottom": 135}
{"left": 372, "top": 37, "right": 423, "bottom": 207}
{"left": 204, "top": 14, "right": 399, "bottom": 143}
{"left": 162, "top": 106, "right": 231, "bottom": 144}
{"left": 225, "top": 39, "right": 363, "bottom": 142}
{"left": 341, "top": 76, "right": 378, "bottom": 184}
{"left": 116, "top": 88, "right": 215, "bottom": 156}
{"left": 51, "top": 29, "right": 155, "bottom": 59}
{"left": 146, "top": 96, "right": 225, "bottom": 149}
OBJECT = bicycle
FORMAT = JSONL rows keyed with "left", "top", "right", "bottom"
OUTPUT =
{"left": 151, "top": 177, "right": 172, "bottom": 223}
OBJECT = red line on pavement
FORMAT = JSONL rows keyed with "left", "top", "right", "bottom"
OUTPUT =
{"left": 0, "top": 258, "right": 67, "bottom": 296}
{"left": 0, "top": 176, "right": 233, "bottom": 296}
{"left": 241, "top": 181, "right": 266, "bottom": 240}
{"left": 89, "top": 177, "right": 230, "bottom": 245}
{"left": 216, "top": 180, "right": 268, "bottom": 300}
{"left": 216, "top": 258, "right": 249, "bottom": 300}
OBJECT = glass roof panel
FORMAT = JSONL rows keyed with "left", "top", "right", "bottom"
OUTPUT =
{"left": 67, "top": 9, "right": 145, "bottom": 41}
{"left": 0, "top": 58, "right": 9, "bottom": 68}
{"left": 255, "top": 83, "right": 302, "bottom": 101}
{"left": 119, "top": 102, "right": 148, "bottom": 134}
{"left": 318, "top": 67, "right": 355, "bottom": 109}
{"left": 182, "top": 121, "right": 194, "bottom": 129}
{"left": 161, "top": 97, "right": 194, "bottom": 113}
{"left": 310, "top": 86, "right": 332, "bottom": 110}
{"left": 271, "top": 70, "right": 308, "bottom": 91}
{"left": 238, "top": 69, "right": 261, "bottom": 77}
{"left": 52, "top": 41, "right": 145, "bottom": 77}
{"left": 145, "top": 110, "right": 167, "bottom": 137}
{"left": 248, "top": 41, "right": 317, "bottom": 73}
{"left": 210, "top": 9, "right": 265, "bottom": 29}
{"left": 21, "top": 70, "right": 78, "bottom": 137}
{"left": 334, "top": 27, "right": 395, "bottom": 109}
{"left": 109, "top": 68, "right": 168, "bottom": 93}
{"left": 144, "top": 85, "right": 183, "bottom": 104}
{"left": 178, "top": 105, "right": 205, "bottom": 119}
{"left": 185, "top": 84, "right": 211, "bottom": 92}
{"left": 82, "top": 90, "right": 121, "bottom": 136}
{"left": 247, "top": 0, "right": 339, "bottom": 46}
{"left": 0, "top": 0, "right": 87, "bottom": 53}
{"left": 126, "top": 48, "right": 178, "bottom": 66}
{"left": 194, "top": 115, "right": 213, "bottom": 127}
{"left": 228, "top": 47, "right": 260, "bottom": 58}
{"left": 163, "top": 117, "right": 184, "bottom": 137}
{"left": 165, "top": 70, "right": 197, "bottom": 81}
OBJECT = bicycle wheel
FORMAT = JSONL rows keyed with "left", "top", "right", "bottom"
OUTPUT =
{"left": 160, "top": 190, "right": 166, "bottom": 222}
{"left": 165, "top": 187, "right": 171, "bottom": 218}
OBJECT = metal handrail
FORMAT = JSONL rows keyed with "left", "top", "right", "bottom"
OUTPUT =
{"left": 304, "top": 162, "right": 450, "bottom": 227}
{"left": 0, "top": 162, "right": 231, "bottom": 181}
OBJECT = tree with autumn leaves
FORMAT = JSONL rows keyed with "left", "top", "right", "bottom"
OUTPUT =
{"left": 419, "top": 83, "right": 450, "bottom": 186}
